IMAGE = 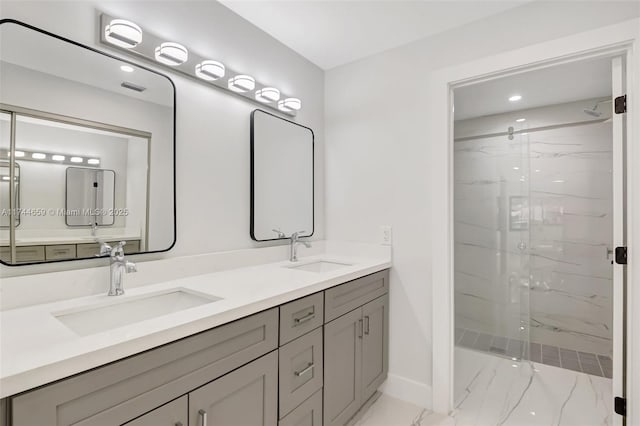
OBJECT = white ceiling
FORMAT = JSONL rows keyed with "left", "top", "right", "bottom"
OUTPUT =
{"left": 454, "top": 56, "right": 613, "bottom": 120}
{"left": 219, "top": 0, "right": 530, "bottom": 70}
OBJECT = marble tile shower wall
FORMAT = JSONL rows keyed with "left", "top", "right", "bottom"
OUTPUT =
{"left": 454, "top": 99, "right": 613, "bottom": 357}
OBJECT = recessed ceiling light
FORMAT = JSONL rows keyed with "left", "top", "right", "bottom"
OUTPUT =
{"left": 278, "top": 97, "right": 302, "bottom": 112}
{"left": 70, "top": 157, "right": 83, "bottom": 163}
{"left": 120, "top": 65, "right": 134, "bottom": 73}
{"left": 155, "top": 42, "right": 188, "bottom": 66}
{"left": 509, "top": 95, "right": 522, "bottom": 102}
{"left": 195, "top": 60, "right": 225, "bottom": 81}
{"left": 228, "top": 75, "right": 255, "bottom": 93}
{"left": 52, "top": 155, "right": 65, "bottom": 161}
{"left": 513, "top": 166, "right": 520, "bottom": 170}
{"left": 255, "top": 87, "right": 281, "bottom": 103}
{"left": 516, "top": 118, "right": 526, "bottom": 122}
{"left": 104, "top": 19, "right": 143, "bottom": 49}
{"left": 31, "top": 153, "right": 46, "bottom": 160}
{"left": 553, "top": 179, "right": 565, "bottom": 183}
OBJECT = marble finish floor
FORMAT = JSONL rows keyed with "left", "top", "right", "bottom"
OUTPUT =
{"left": 453, "top": 347, "right": 612, "bottom": 425}
{"left": 357, "top": 348, "right": 612, "bottom": 425}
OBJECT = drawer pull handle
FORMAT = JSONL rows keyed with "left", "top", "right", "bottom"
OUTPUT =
{"left": 294, "top": 312, "right": 315, "bottom": 325}
{"left": 358, "top": 319, "right": 363, "bottom": 338}
{"left": 199, "top": 409, "right": 207, "bottom": 426}
{"left": 294, "top": 362, "right": 315, "bottom": 377}
{"left": 364, "top": 316, "right": 370, "bottom": 335}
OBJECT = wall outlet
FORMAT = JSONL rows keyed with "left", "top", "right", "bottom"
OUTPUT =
{"left": 380, "top": 225, "right": 392, "bottom": 245}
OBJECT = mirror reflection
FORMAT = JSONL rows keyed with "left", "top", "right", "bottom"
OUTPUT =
{"left": 0, "top": 21, "right": 175, "bottom": 264}
{"left": 250, "top": 110, "right": 314, "bottom": 241}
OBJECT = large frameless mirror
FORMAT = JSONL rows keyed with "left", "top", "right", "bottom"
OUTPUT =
{"left": 250, "top": 109, "right": 314, "bottom": 241}
{"left": 0, "top": 20, "right": 176, "bottom": 265}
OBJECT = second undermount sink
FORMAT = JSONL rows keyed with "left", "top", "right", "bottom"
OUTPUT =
{"left": 53, "top": 289, "right": 222, "bottom": 336}
{"left": 288, "top": 260, "right": 352, "bottom": 273}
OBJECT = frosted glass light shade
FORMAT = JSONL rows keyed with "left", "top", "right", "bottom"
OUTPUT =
{"left": 104, "top": 19, "right": 142, "bottom": 49}
{"left": 255, "top": 87, "right": 281, "bottom": 103}
{"left": 155, "top": 42, "right": 188, "bottom": 66}
{"left": 195, "top": 60, "right": 225, "bottom": 81}
{"left": 278, "top": 97, "right": 302, "bottom": 112}
{"left": 228, "top": 75, "right": 255, "bottom": 93}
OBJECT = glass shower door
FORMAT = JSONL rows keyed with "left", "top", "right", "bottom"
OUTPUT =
{"left": 453, "top": 117, "right": 531, "bottom": 394}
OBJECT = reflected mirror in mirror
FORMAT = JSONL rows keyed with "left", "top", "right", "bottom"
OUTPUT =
{"left": 0, "top": 21, "right": 175, "bottom": 265}
{"left": 0, "top": 161, "right": 20, "bottom": 227}
{"left": 66, "top": 168, "right": 116, "bottom": 227}
{"left": 250, "top": 109, "right": 313, "bottom": 241}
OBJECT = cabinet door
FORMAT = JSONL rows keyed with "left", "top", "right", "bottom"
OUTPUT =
{"left": 189, "top": 351, "right": 278, "bottom": 426}
{"left": 323, "top": 308, "right": 362, "bottom": 426}
{"left": 123, "top": 396, "right": 187, "bottom": 426}
{"left": 361, "top": 295, "right": 389, "bottom": 402}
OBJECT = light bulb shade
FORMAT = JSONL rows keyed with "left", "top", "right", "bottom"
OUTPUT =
{"left": 87, "top": 159, "right": 101, "bottom": 165}
{"left": 155, "top": 42, "right": 188, "bottom": 66}
{"left": 195, "top": 60, "right": 225, "bottom": 81}
{"left": 52, "top": 155, "right": 65, "bottom": 161}
{"left": 255, "top": 87, "right": 281, "bottom": 103}
{"left": 14, "top": 151, "right": 25, "bottom": 158}
{"left": 31, "top": 153, "right": 46, "bottom": 160}
{"left": 228, "top": 75, "right": 255, "bottom": 93}
{"left": 70, "top": 157, "right": 83, "bottom": 163}
{"left": 278, "top": 97, "right": 302, "bottom": 112}
{"left": 104, "top": 19, "right": 142, "bottom": 49}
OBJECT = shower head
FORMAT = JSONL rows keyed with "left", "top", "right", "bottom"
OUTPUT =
{"left": 583, "top": 98, "right": 612, "bottom": 118}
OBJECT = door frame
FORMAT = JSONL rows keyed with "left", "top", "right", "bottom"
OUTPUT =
{"left": 429, "top": 18, "right": 640, "bottom": 424}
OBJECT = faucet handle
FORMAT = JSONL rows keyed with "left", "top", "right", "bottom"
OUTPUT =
{"left": 125, "top": 261, "right": 137, "bottom": 273}
{"left": 98, "top": 242, "right": 112, "bottom": 256}
{"left": 272, "top": 228, "right": 286, "bottom": 238}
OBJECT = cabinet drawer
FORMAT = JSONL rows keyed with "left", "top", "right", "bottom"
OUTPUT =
{"left": 279, "top": 327, "right": 323, "bottom": 418}
{"left": 45, "top": 244, "right": 77, "bottom": 260}
{"left": 0, "top": 245, "right": 46, "bottom": 263}
{"left": 280, "top": 292, "right": 323, "bottom": 345}
{"left": 76, "top": 242, "right": 101, "bottom": 258}
{"left": 11, "top": 308, "right": 278, "bottom": 426}
{"left": 324, "top": 270, "right": 389, "bottom": 322}
{"left": 279, "top": 390, "right": 322, "bottom": 426}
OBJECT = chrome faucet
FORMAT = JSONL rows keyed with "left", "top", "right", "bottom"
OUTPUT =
{"left": 101, "top": 241, "right": 137, "bottom": 296}
{"left": 289, "top": 231, "right": 311, "bottom": 262}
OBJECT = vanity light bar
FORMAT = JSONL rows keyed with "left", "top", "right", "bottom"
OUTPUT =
{"left": 99, "top": 13, "right": 301, "bottom": 117}
{"left": 0, "top": 149, "right": 101, "bottom": 168}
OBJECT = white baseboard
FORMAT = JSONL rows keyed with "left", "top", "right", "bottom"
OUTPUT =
{"left": 380, "top": 373, "right": 432, "bottom": 409}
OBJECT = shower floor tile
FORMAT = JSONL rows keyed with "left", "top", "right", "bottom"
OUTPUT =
{"left": 456, "top": 328, "right": 612, "bottom": 378}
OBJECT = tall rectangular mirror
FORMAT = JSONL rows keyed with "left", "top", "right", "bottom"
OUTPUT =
{"left": 0, "top": 20, "right": 175, "bottom": 265}
{"left": 250, "top": 109, "right": 314, "bottom": 241}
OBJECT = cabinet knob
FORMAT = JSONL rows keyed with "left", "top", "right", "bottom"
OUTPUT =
{"left": 199, "top": 409, "right": 208, "bottom": 426}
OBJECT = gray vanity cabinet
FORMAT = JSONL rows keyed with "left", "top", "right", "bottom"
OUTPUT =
{"left": 323, "top": 270, "right": 389, "bottom": 426}
{"left": 123, "top": 396, "right": 187, "bottom": 426}
{"left": 323, "top": 308, "right": 363, "bottom": 426}
{"left": 188, "top": 351, "right": 278, "bottom": 426}
{"left": 361, "top": 296, "right": 389, "bottom": 402}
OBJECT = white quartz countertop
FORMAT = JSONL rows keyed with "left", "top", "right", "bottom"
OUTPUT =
{"left": 0, "top": 250, "right": 390, "bottom": 398}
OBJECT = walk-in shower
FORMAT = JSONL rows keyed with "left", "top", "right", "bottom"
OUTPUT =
{"left": 451, "top": 55, "right": 623, "bottom": 424}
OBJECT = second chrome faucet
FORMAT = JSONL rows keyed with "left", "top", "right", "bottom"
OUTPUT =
{"left": 289, "top": 231, "right": 311, "bottom": 262}
{"left": 100, "top": 241, "right": 137, "bottom": 296}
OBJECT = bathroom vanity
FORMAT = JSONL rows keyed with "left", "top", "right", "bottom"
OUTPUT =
{"left": 1, "top": 262, "right": 389, "bottom": 426}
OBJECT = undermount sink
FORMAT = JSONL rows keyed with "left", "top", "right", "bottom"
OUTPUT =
{"left": 53, "top": 289, "right": 222, "bottom": 336}
{"left": 288, "top": 260, "right": 352, "bottom": 273}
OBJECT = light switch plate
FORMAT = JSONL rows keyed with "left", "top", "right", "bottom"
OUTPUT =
{"left": 380, "top": 225, "right": 392, "bottom": 245}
